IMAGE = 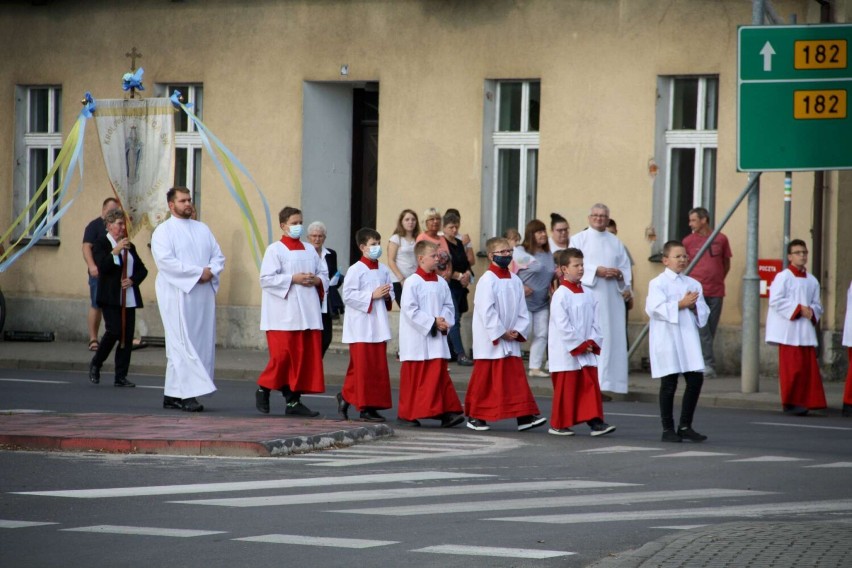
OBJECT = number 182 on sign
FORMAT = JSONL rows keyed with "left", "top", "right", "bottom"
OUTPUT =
{"left": 793, "top": 89, "right": 847, "bottom": 119}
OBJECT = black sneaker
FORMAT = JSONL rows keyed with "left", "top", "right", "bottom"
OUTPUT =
{"left": 181, "top": 397, "right": 204, "bottom": 412}
{"left": 456, "top": 354, "right": 474, "bottom": 367}
{"left": 589, "top": 422, "right": 616, "bottom": 437}
{"left": 466, "top": 418, "right": 490, "bottom": 431}
{"left": 783, "top": 405, "right": 809, "bottom": 416}
{"left": 113, "top": 377, "right": 136, "bottom": 388}
{"left": 397, "top": 417, "right": 421, "bottom": 427}
{"left": 359, "top": 410, "right": 386, "bottom": 423}
{"left": 661, "top": 429, "right": 682, "bottom": 443}
{"left": 336, "top": 392, "right": 350, "bottom": 420}
{"left": 285, "top": 401, "right": 320, "bottom": 417}
{"left": 163, "top": 396, "right": 182, "bottom": 410}
{"left": 440, "top": 413, "right": 465, "bottom": 428}
{"left": 88, "top": 362, "right": 101, "bottom": 385}
{"left": 255, "top": 388, "right": 270, "bottom": 414}
{"left": 677, "top": 426, "right": 708, "bottom": 442}
{"left": 517, "top": 415, "right": 547, "bottom": 431}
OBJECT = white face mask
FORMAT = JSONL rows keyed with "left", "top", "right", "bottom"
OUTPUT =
{"left": 288, "top": 224, "right": 303, "bottom": 239}
{"left": 367, "top": 244, "right": 382, "bottom": 260}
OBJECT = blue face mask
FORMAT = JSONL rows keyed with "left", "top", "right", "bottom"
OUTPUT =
{"left": 288, "top": 224, "right": 303, "bottom": 239}
{"left": 367, "top": 245, "right": 382, "bottom": 260}
{"left": 492, "top": 255, "right": 512, "bottom": 269}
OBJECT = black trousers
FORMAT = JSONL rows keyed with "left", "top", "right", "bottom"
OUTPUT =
{"left": 321, "top": 312, "right": 333, "bottom": 357}
{"left": 92, "top": 306, "right": 135, "bottom": 380}
{"left": 659, "top": 371, "right": 703, "bottom": 431}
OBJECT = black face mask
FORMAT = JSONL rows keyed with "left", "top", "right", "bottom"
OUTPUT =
{"left": 492, "top": 255, "right": 512, "bottom": 269}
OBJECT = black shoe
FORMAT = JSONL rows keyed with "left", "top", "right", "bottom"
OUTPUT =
{"left": 397, "top": 417, "right": 421, "bottom": 427}
{"left": 359, "top": 410, "right": 386, "bottom": 423}
{"left": 255, "top": 388, "right": 270, "bottom": 414}
{"left": 285, "top": 401, "right": 320, "bottom": 417}
{"left": 843, "top": 404, "right": 852, "bottom": 418}
{"left": 517, "top": 415, "right": 547, "bottom": 431}
{"left": 181, "top": 397, "right": 204, "bottom": 412}
{"left": 440, "top": 413, "right": 465, "bottom": 428}
{"left": 336, "top": 392, "right": 350, "bottom": 420}
{"left": 661, "top": 429, "right": 682, "bottom": 443}
{"left": 677, "top": 426, "right": 708, "bottom": 442}
{"left": 783, "top": 405, "right": 809, "bottom": 416}
{"left": 456, "top": 354, "right": 474, "bottom": 367}
{"left": 466, "top": 418, "right": 490, "bottom": 431}
{"left": 589, "top": 421, "right": 616, "bottom": 437}
{"left": 88, "top": 362, "right": 101, "bottom": 385}
{"left": 114, "top": 377, "right": 136, "bottom": 388}
{"left": 163, "top": 396, "right": 183, "bottom": 410}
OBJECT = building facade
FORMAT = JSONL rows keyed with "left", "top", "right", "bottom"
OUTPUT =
{"left": 1, "top": 0, "right": 850, "bottom": 378}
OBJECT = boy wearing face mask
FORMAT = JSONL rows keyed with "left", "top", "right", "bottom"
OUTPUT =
{"left": 547, "top": 249, "right": 615, "bottom": 437}
{"left": 338, "top": 228, "right": 395, "bottom": 422}
{"left": 464, "top": 237, "right": 547, "bottom": 432}
{"left": 256, "top": 206, "right": 328, "bottom": 417}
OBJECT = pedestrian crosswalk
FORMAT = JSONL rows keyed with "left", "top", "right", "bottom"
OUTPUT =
{"left": 6, "top": 466, "right": 852, "bottom": 562}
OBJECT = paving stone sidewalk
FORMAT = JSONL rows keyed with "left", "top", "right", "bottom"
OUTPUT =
{"left": 587, "top": 520, "right": 852, "bottom": 567}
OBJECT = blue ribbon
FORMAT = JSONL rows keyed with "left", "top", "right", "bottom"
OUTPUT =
{"left": 81, "top": 91, "right": 96, "bottom": 118}
{"left": 122, "top": 68, "right": 145, "bottom": 92}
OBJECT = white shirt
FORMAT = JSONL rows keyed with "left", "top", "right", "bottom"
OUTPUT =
{"left": 843, "top": 281, "right": 852, "bottom": 348}
{"left": 471, "top": 268, "right": 531, "bottom": 360}
{"left": 765, "top": 268, "right": 822, "bottom": 347}
{"left": 399, "top": 271, "right": 454, "bottom": 361}
{"left": 645, "top": 268, "right": 709, "bottom": 378}
{"left": 389, "top": 233, "right": 417, "bottom": 282}
{"left": 342, "top": 259, "right": 395, "bottom": 343}
{"left": 259, "top": 240, "right": 328, "bottom": 331}
{"left": 548, "top": 282, "right": 602, "bottom": 372}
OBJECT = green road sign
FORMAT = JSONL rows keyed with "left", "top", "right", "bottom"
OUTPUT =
{"left": 738, "top": 24, "right": 852, "bottom": 171}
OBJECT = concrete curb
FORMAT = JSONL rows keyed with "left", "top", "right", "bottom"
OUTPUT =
{"left": 262, "top": 423, "right": 394, "bottom": 456}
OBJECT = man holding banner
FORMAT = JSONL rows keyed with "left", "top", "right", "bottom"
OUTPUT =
{"left": 152, "top": 187, "right": 225, "bottom": 412}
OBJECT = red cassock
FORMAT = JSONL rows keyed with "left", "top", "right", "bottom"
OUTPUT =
{"left": 549, "top": 367, "right": 604, "bottom": 429}
{"left": 844, "top": 348, "right": 852, "bottom": 406}
{"left": 343, "top": 342, "right": 392, "bottom": 410}
{"left": 257, "top": 330, "right": 325, "bottom": 393}
{"left": 398, "top": 360, "right": 463, "bottom": 421}
{"left": 778, "top": 345, "right": 827, "bottom": 409}
{"left": 464, "top": 356, "right": 540, "bottom": 421}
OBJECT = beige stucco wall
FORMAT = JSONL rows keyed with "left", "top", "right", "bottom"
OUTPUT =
{"left": 1, "top": 0, "right": 848, "bottom": 372}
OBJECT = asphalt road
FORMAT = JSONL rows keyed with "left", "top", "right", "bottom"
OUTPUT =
{"left": 1, "top": 368, "right": 851, "bottom": 567}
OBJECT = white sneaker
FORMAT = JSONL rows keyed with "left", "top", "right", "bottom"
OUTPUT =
{"left": 528, "top": 368, "right": 549, "bottom": 378}
{"left": 548, "top": 427, "right": 575, "bottom": 436}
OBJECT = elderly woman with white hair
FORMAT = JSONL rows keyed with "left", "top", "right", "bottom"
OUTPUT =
{"left": 306, "top": 220, "right": 340, "bottom": 356}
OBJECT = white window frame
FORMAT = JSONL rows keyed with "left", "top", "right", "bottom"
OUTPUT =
{"left": 158, "top": 83, "right": 203, "bottom": 214}
{"left": 481, "top": 80, "right": 540, "bottom": 246}
{"left": 652, "top": 75, "right": 718, "bottom": 253}
{"left": 13, "top": 85, "right": 63, "bottom": 240}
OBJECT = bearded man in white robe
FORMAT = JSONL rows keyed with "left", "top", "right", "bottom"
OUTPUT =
{"left": 569, "top": 204, "right": 632, "bottom": 394}
{"left": 151, "top": 187, "right": 226, "bottom": 412}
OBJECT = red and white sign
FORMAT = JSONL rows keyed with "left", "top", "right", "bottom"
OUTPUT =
{"left": 758, "top": 259, "right": 784, "bottom": 297}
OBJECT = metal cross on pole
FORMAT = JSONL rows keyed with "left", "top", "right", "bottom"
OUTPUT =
{"left": 125, "top": 47, "right": 142, "bottom": 99}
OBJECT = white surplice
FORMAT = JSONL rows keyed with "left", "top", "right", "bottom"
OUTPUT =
{"left": 765, "top": 268, "right": 822, "bottom": 347}
{"left": 548, "top": 284, "right": 602, "bottom": 372}
{"left": 569, "top": 228, "right": 632, "bottom": 392}
{"left": 151, "top": 217, "right": 225, "bottom": 399}
{"left": 259, "top": 240, "right": 327, "bottom": 331}
{"left": 470, "top": 269, "right": 531, "bottom": 360}
{"left": 645, "top": 268, "right": 709, "bottom": 378}
{"left": 341, "top": 260, "right": 394, "bottom": 343}
{"left": 399, "top": 272, "right": 454, "bottom": 361}
{"left": 844, "top": 281, "right": 852, "bottom": 348}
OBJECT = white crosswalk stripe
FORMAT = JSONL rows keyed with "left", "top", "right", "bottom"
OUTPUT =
{"left": 234, "top": 534, "right": 398, "bottom": 548}
{"left": 0, "top": 520, "right": 58, "bottom": 528}
{"left": 412, "top": 544, "right": 574, "bottom": 559}
{"left": 61, "top": 525, "right": 225, "bottom": 537}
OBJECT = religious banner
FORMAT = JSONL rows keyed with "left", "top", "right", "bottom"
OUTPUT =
{"left": 94, "top": 97, "right": 174, "bottom": 234}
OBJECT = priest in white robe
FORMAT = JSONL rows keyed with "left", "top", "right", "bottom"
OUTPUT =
{"left": 569, "top": 204, "right": 632, "bottom": 394}
{"left": 151, "top": 187, "right": 225, "bottom": 412}
{"left": 766, "top": 239, "right": 826, "bottom": 415}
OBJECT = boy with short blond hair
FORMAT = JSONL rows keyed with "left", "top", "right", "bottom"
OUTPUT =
{"left": 397, "top": 240, "right": 464, "bottom": 427}
{"left": 465, "top": 237, "right": 546, "bottom": 432}
{"left": 547, "top": 248, "right": 615, "bottom": 436}
{"left": 338, "top": 228, "right": 394, "bottom": 422}
{"left": 646, "top": 240, "right": 710, "bottom": 442}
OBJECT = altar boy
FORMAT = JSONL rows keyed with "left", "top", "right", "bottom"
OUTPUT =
{"left": 646, "top": 240, "right": 710, "bottom": 443}
{"left": 547, "top": 248, "right": 615, "bottom": 437}
{"left": 766, "top": 239, "right": 827, "bottom": 416}
{"left": 338, "top": 228, "right": 394, "bottom": 422}
{"left": 397, "top": 240, "right": 465, "bottom": 428}
{"left": 465, "top": 237, "right": 547, "bottom": 432}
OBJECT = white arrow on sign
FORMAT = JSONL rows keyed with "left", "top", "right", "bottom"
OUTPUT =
{"left": 760, "top": 41, "right": 776, "bottom": 72}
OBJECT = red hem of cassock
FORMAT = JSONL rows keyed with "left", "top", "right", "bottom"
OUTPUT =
{"left": 464, "top": 356, "right": 540, "bottom": 421}
{"left": 257, "top": 330, "right": 325, "bottom": 393}
{"left": 778, "top": 345, "right": 827, "bottom": 409}
{"left": 398, "top": 360, "right": 463, "bottom": 420}
{"left": 550, "top": 368, "right": 604, "bottom": 429}
{"left": 844, "top": 348, "right": 852, "bottom": 406}
{"left": 343, "top": 342, "right": 392, "bottom": 410}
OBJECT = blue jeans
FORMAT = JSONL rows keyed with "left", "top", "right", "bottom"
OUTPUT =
{"left": 448, "top": 286, "right": 466, "bottom": 357}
